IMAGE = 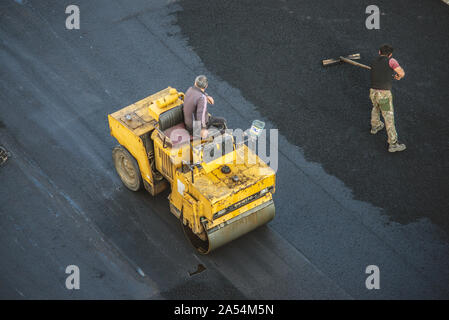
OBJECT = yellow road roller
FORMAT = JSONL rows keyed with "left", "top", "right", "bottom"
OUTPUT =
{"left": 108, "top": 87, "right": 275, "bottom": 253}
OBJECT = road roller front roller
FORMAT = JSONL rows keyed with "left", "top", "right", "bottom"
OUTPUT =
{"left": 108, "top": 87, "right": 276, "bottom": 254}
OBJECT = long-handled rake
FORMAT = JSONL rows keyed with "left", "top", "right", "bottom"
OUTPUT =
{"left": 322, "top": 53, "right": 371, "bottom": 70}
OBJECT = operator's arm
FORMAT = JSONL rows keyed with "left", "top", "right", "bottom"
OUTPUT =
{"left": 206, "top": 96, "right": 214, "bottom": 105}
{"left": 196, "top": 95, "right": 209, "bottom": 138}
{"left": 389, "top": 58, "right": 405, "bottom": 80}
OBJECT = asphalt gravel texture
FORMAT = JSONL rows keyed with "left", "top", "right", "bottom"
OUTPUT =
{"left": 0, "top": 0, "right": 448, "bottom": 299}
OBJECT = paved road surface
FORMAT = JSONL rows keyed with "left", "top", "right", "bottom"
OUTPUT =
{"left": 0, "top": 0, "right": 448, "bottom": 299}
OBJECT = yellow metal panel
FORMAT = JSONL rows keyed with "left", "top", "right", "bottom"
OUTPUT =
{"left": 134, "top": 107, "right": 153, "bottom": 123}
{"left": 191, "top": 150, "right": 275, "bottom": 207}
{"left": 201, "top": 150, "right": 236, "bottom": 173}
{"left": 170, "top": 173, "right": 187, "bottom": 213}
{"left": 147, "top": 88, "right": 185, "bottom": 122}
{"left": 109, "top": 87, "right": 185, "bottom": 136}
{"left": 210, "top": 174, "right": 275, "bottom": 213}
{"left": 208, "top": 193, "right": 273, "bottom": 229}
{"left": 110, "top": 97, "right": 155, "bottom": 135}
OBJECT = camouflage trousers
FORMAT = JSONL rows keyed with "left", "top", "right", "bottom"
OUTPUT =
{"left": 369, "top": 89, "right": 398, "bottom": 145}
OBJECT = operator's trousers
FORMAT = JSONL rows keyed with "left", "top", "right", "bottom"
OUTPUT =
{"left": 207, "top": 115, "right": 227, "bottom": 131}
{"left": 369, "top": 89, "right": 398, "bottom": 145}
{"left": 187, "top": 115, "right": 227, "bottom": 135}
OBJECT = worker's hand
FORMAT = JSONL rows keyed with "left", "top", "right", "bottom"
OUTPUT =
{"left": 394, "top": 66, "right": 405, "bottom": 80}
{"left": 200, "top": 128, "right": 209, "bottom": 139}
{"left": 207, "top": 96, "right": 214, "bottom": 105}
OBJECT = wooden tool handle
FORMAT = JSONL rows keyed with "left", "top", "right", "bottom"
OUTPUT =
{"left": 322, "top": 53, "right": 360, "bottom": 66}
{"left": 339, "top": 56, "right": 371, "bottom": 70}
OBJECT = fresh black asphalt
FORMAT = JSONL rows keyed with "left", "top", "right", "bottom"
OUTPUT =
{"left": 177, "top": 0, "right": 449, "bottom": 232}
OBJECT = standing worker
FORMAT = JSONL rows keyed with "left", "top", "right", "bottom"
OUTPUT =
{"left": 369, "top": 44, "right": 406, "bottom": 152}
{"left": 183, "top": 75, "right": 227, "bottom": 139}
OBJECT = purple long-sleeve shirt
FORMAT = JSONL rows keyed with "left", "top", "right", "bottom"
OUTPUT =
{"left": 183, "top": 86, "right": 208, "bottom": 131}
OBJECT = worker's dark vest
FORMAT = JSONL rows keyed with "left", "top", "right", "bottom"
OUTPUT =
{"left": 370, "top": 56, "right": 393, "bottom": 90}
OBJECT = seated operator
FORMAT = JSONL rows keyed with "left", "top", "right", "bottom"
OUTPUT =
{"left": 183, "top": 75, "right": 227, "bottom": 139}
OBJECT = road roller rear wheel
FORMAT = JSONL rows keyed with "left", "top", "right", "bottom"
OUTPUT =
{"left": 112, "top": 145, "right": 142, "bottom": 191}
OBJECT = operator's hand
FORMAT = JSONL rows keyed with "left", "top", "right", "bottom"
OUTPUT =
{"left": 393, "top": 66, "right": 405, "bottom": 80}
{"left": 207, "top": 96, "right": 214, "bottom": 105}
{"left": 201, "top": 128, "right": 209, "bottom": 139}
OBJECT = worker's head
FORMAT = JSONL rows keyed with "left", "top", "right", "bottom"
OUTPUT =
{"left": 379, "top": 44, "right": 394, "bottom": 57}
{"left": 194, "top": 75, "right": 208, "bottom": 90}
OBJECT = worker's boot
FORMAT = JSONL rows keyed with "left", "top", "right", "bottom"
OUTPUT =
{"left": 370, "top": 122, "right": 384, "bottom": 134}
{"left": 388, "top": 142, "right": 406, "bottom": 153}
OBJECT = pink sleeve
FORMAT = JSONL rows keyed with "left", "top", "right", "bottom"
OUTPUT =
{"left": 389, "top": 58, "right": 400, "bottom": 70}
